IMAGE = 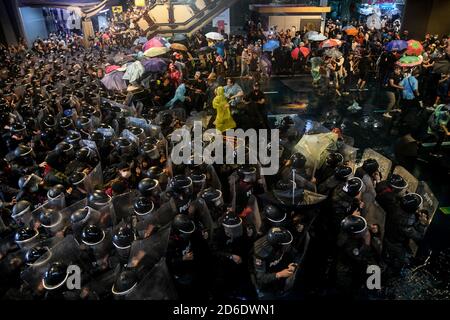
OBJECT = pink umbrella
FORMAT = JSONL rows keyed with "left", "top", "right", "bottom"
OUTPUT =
{"left": 143, "top": 36, "right": 168, "bottom": 51}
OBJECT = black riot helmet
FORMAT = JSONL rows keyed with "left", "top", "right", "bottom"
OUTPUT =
{"left": 262, "top": 205, "right": 286, "bottom": 224}
{"left": 267, "top": 227, "right": 293, "bottom": 246}
{"left": 59, "top": 117, "right": 73, "bottom": 130}
{"left": 15, "top": 227, "right": 39, "bottom": 243}
{"left": 76, "top": 116, "right": 91, "bottom": 130}
{"left": 129, "top": 126, "right": 144, "bottom": 138}
{"left": 173, "top": 214, "right": 196, "bottom": 234}
{"left": 141, "top": 143, "right": 159, "bottom": 159}
{"left": 237, "top": 165, "right": 257, "bottom": 183}
{"left": 11, "top": 122, "right": 26, "bottom": 134}
{"left": 115, "top": 137, "right": 132, "bottom": 153}
{"left": 343, "top": 177, "right": 363, "bottom": 197}
{"left": 55, "top": 141, "right": 74, "bottom": 156}
{"left": 70, "top": 207, "right": 91, "bottom": 224}
{"left": 168, "top": 175, "right": 193, "bottom": 198}
{"left": 81, "top": 224, "right": 105, "bottom": 246}
{"left": 335, "top": 165, "right": 353, "bottom": 181}
{"left": 88, "top": 190, "right": 111, "bottom": 206}
{"left": 25, "top": 246, "right": 51, "bottom": 266}
{"left": 389, "top": 174, "right": 408, "bottom": 191}
{"left": 65, "top": 130, "right": 82, "bottom": 144}
{"left": 144, "top": 166, "right": 164, "bottom": 180}
{"left": 42, "top": 262, "right": 68, "bottom": 290}
{"left": 112, "top": 268, "right": 138, "bottom": 296}
{"left": 42, "top": 115, "right": 56, "bottom": 129}
{"left": 341, "top": 215, "right": 367, "bottom": 234}
{"left": 18, "top": 175, "right": 40, "bottom": 192}
{"left": 112, "top": 226, "right": 135, "bottom": 249}
{"left": 39, "top": 208, "right": 62, "bottom": 228}
{"left": 68, "top": 171, "right": 87, "bottom": 186}
{"left": 14, "top": 144, "right": 33, "bottom": 158}
{"left": 90, "top": 131, "right": 104, "bottom": 146}
{"left": 290, "top": 152, "right": 307, "bottom": 170}
{"left": 12, "top": 200, "right": 31, "bottom": 219}
{"left": 137, "top": 178, "right": 159, "bottom": 197}
{"left": 133, "top": 197, "right": 154, "bottom": 216}
{"left": 326, "top": 152, "right": 344, "bottom": 167}
{"left": 47, "top": 184, "right": 65, "bottom": 200}
{"left": 400, "top": 193, "right": 423, "bottom": 213}
{"left": 362, "top": 158, "right": 379, "bottom": 176}
{"left": 199, "top": 187, "right": 223, "bottom": 207}
{"left": 222, "top": 212, "right": 243, "bottom": 239}
{"left": 75, "top": 147, "right": 92, "bottom": 163}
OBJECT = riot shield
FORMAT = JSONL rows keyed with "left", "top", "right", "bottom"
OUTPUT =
{"left": 243, "top": 195, "right": 263, "bottom": 237}
{"left": 46, "top": 191, "right": 66, "bottom": 210}
{"left": 205, "top": 164, "right": 222, "bottom": 191}
{"left": 357, "top": 148, "right": 392, "bottom": 181}
{"left": 393, "top": 166, "right": 419, "bottom": 193}
{"left": 121, "top": 129, "right": 140, "bottom": 148}
{"left": 129, "top": 259, "right": 177, "bottom": 300}
{"left": 85, "top": 163, "right": 104, "bottom": 193}
{"left": 191, "top": 198, "right": 215, "bottom": 242}
{"left": 112, "top": 190, "right": 139, "bottom": 224}
{"left": 32, "top": 202, "right": 71, "bottom": 236}
{"left": 416, "top": 181, "right": 439, "bottom": 220}
{"left": 21, "top": 235, "right": 81, "bottom": 295}
{"left": 364, "top": 201, "right": 387, "bottom": 241}
{"left": 149, "top": 199, "right": 178, "bottom": 229}
{"left": 80, "top": 139, "right": 100, "bottom": 159}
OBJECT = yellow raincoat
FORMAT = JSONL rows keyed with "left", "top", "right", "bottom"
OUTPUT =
{"left": 213, "top": 86, "right": 236, "bottom": 132}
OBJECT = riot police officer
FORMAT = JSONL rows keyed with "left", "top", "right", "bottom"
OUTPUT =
{"left": 375, "top": 174, "right": 408, "bottom": 215}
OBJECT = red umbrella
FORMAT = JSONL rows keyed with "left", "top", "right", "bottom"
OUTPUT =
{"left": 406, "top": 40, "right": 424, "bottom": 56}
{"left": 291, "top": 46, "right": 310, "bottom": 60}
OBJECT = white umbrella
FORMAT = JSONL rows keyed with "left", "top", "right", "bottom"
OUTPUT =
{"left": 308, "top": 34, "right": 327, "bottom": 42}
{"left": 205, "top": 32, "right": 224, "bottom": 41}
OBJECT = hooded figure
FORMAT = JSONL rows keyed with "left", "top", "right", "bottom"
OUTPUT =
{"left": 165, "top": 83, "right": 188, "bottom": 109}
{"left": 212, "top": 86, "right": 236, "bottom": 132}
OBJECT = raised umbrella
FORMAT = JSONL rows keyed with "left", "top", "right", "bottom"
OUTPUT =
{"left": 171, "top": 34, "right": 187, "bottom": 42}
{"left": 344, "top": 27, "right": 358, "bottom": 36}
{"left": 141, "top": 58, "right": 167, "bottom": 73}
{"left": 133, "top": 36, "right": 148, "bottom": 45}
{"left": 101, "top": 71, "right": 127, "bottom": 91}
{"left": 170, "top": 43, "right": 188, "bottom": 52}
{"left": 143, "top": 36, "right": 169, "bottom": 51}
{"left": 324, "top": 48, "right": 343, "bottom": 59}
{"left": 342, "top": 25, "right": 356, "bottom": 30}
{"left": 263, "top": 39, "right": 280, "bottom": 52}
{"left": 406, "top": 40, "right": 424, "bottom": 56}
{"left": 309, "top": 33, "right": 328, "bottom": 42}
{"left": 144, "top": 46, "right": 170, "bottom": 58}
{"left": 205, "top": 32, "right": 224, "bottom": 41}
{"left": 396, "top": 55, "right": 423, "bottom": 67}
{"left": 198, "top": 46, "right": 213, "bottom": 53}
{"left": 385, "top": 40, "right": 408, "bottom": 52}
{"left": 320, "top": 39, "right": 342, "bottom": 48}
{"left": 291, "top": 47, "right": 310, "bottom": 60}
{"left": 305, "top": 31, "right": 319, "bottom": 39}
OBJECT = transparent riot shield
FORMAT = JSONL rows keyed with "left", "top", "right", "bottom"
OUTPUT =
{"left": 205, "top": 164, "right": 222, "bottom": 191}
{"left": 112, "top": 190, "right": 139, "bottom": 225}
{"left": 393, "top": 166, "right": 419, "bottom": 193}
{"left": 191, "top": 198, "right": 215, "bottom": 242}
{"left": 338, "top": 143, "right": 358, "bottom": 171}
{"left": 357, "top": 148, "right": 393, "bottom": 181}
{"left": 416, "top": 181, "right": 439, "bottom": 220}
{"left": 46, "top": 191, "right": 66, "bottom": 210}
{"left": 121, "top": 129, "right": 140, "bottom": 148}
{"left": 85, "top": 163, "right": 104, "bottom": 193}
{"left": 148, "top": 200, "right": 178, "bottom": 229}
{"left": 243, "top": 195, "right": 263, "bottom": 237}
{"left": 364, "top": 201, "right": 387, "bottom": 241}
{"left": 128, "top": 259, "right": 177, "bottom": 300}
{"left": 80, "top": 139, "right": 100, "bottom": 159}
{"left": 128, "top": 224, "right": 171, "bottom": 271}
{"left": 21, "top": 235, "right": 81, "bottom": 295}
{"left": 31, "top": 202, "right": 71, "bottom": 236}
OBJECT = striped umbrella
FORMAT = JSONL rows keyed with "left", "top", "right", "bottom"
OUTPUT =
{"left": 406, "top": 40, "right": 424, "bottom": 56}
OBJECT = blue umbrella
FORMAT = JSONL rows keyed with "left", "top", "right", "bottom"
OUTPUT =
{"left": 385, "top": 40, "right": 408, "bottom": 52}
{"left": 134, "top": 36, "right": 148, "bottom": 45}
{"left": 263, "top": 40, "right": 280, "bottom": 52}
{"left": 171, "top": 34, "right": 187, "bottom": 42}
{"left": 141, "top": 58, "right": 167, "bottom": 73}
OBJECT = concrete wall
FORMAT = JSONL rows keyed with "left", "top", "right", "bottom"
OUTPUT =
{"left": 19, "top": 7, "right": 48, "bottom": 47}
{"left": 426, "top": 0, "right": 450, "bottom": 36}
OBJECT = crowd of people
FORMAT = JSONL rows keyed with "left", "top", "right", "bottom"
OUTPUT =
{"left": 0, "top": 5, "right": 448, "bottom": 300}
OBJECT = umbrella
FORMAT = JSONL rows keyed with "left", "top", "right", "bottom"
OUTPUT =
{"left": 396, "top": 55, "right": 423, "bottom": 67}
{"left": 385, "top": 40, "right": 408, "bottom": 52}
{"left": 305, "top": 31, "right": 318, "bottom": 39}
{"left": 406, "top": 40, "right": 424, "bottom": 56}
{"left": 433, "top": 59, "right": 450, "bottom": 74}
{"left": 170, "top": 43, "right": 188, "bottom": 52}
{"left": 263, "top": 39, "right": 280, "bottom": 52}
{"left": 101, "top": 71, "right": 127, "bottom": 91}
{"left": 171, "top": 34, "right": 187, "bottom": 42}
{"left": 143, "top": 36, "right": 169, "bottom": 51}
{"left": 144, "top": 46, "right": 170, "bottom": 58}
{"left": 141, "top": 58, "right": 167, "bottom": 73}
{"left": 294, "top": 132, "right": 338, "bottom": 173}
{"left": 344, "top": 27, "right": 358, "bottom": 36}
{"left": 205, "top": 32, "right": 224, "bottom": 41}
{"left": 320, "top": 39, "right": 342, "bottom": 48}
{"left": 324, "top": 48, "right": 343, "bottom": 59}
{"left": 198, "top": 46, "right": 213, "bottom": 53}
{"left": 134, "top": 36, "right": 148, "bottom": 45}
{"left": 309, "top": 34, "right": 328, "bottom": 42}
{"left": 342, "top": 25, "right": 355, "bottom": 31}
{"left": 291, "top": 47, "right": 310, "bottom": 60}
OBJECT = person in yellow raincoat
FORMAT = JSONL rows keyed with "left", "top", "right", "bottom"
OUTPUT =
{"left": 213, "top": 86, "right": 236, "bottom": 132}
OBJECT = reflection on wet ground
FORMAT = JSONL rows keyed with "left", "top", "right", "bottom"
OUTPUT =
{"left": 249, "top": 74, "right": 450, "bottom": 299}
